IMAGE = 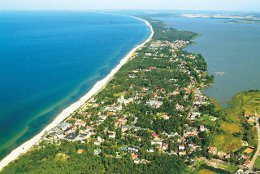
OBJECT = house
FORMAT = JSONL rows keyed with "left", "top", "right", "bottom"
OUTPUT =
{"left": 179, "top": 151, "right": 186, "bottom": 156}
{"left": 235, "top": 169, "right": 247, "bottom": 174}
{"left": 186, "top": 130, "right": 198, "bottom": 137}
{"left": 77, "top": 149, "right": 85, "bottom": 154}
{"left": 243, "top": 158, "right": 250, "bottom": 167}
{"left": 148, "top": 66, "right": 156, "bottom": 70}
{"left": 128, "top": 74, "right": 136, "bottom": 78}
{"left": 190, "top": 115, "right": 196, "bottom": 121}
{"left": 108, "top": 131, "right": 116, "bottom": 139}
{"left": 247, "top": 116, "right": 256, "bottom": 124}
{"left": 94, "top": 149, "right": 101, "bottom": 155}
{"left": 151, "top": 141, "right": 163, "bottom": 147}
{"left": 65, "top": 132, "right": 78, "bottom": 141}
{"left": 162, "top": 143, "right": 168, "bottom": 151}
{"left": 85, "top": 126, "right": 93, "bottom": 132}
{"left": 162, "top": 114, "right": 170, "bottom": 120}
{"left": 117, "top": 96, "right": 133, "bottom": 105}
{"left": 121, "top": 125, "right": 133, "bottom": 133}
{"left": 208, "top": 146, "right": 217, "bottom": 155}
{"left": 200, "top": 125, "right": 206, "bottom": 132}
{"left": 115, "top": 117, "right": 127, "bottom": 127}
{"left": 147, "top": 148, "right": 155, "bottom": 153}
{"left": 108, "top": 111, "right": 115, "bottom": 116}
{"left": 210, "top": 117, "right": 217, "bottom": 122}
{"left": 76, "top": 133, "right": 90, "bottom": 141}
{"left": 145, "top": 53, "right": 152, "bottom": 56}
{"left": 115, "top": 152, "right": 121, "bottom": 158}
{"left": 128, "top": 146, "right": 139, "bottom": 153}
{"left": 179, "top": 145, "right": 185, "bottom": 151}
{"left": 59, "top": 122, "right": 71, "bottom": 131}
{"left": 243, "top": 147, "right": 254, "bottom": 155}
{"left": 49, "top": 127, "right": 63, "bottom": 136}
{"left": 225, "top": 153, "right": 231, "bottom": 159}
{"left": 217, "top": 151, "right": 226, "bottom": 158}
{"left": 190, "top": 112, "right": 200, "bottom": 121}
{"left": 134, "top": 158, "right": 141, "bottom": 164}
{"left": 152, "top": 132, "right": 160, "bottom": 140}
{"left": 131, "top": 153, "right": 139, "bottom": 160}
{"left": 99, "top": 115, "right": 107, "bottom": 121}
{"left": 120, "top": 146, "right": 127, "bottom": 152}
{"left": 176, "top": 103, "right": 184, "bottom": 111}
{"left": 94, "top": 136, "right": 103, "bottom": 146}
{"left": 114, "top": 105, "right": 123, "bottom": 111}
{"left": 75, "top": 120, "right": 86, "bottom": 127}
{"left": 121, "top": 146, "right": 127, "bottom": 152}
{"left": 131, "top": 154, "right": 140, "bottom": 164}
{"left": 146, "top": 100, "right": 163, "bottom": 109}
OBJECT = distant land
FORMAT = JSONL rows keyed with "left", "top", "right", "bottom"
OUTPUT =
{"left": 144, "top": 11, "right": 260, "bottom": 24}
{"left": 180, "top": 13, "right": 260, "bottom": 24}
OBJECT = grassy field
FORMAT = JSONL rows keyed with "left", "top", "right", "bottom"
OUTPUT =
{"left": 220, "top": 121, "right": 242, "bottom": 134}
{"left": 254, "top": 156, "right": 260, "bottom": 170}
{"left": 225, "top": 109, "right": 243, "bottom": 123}
{"left": 197, "top": 158, "right": 238, "bottom": 174}
{"left": 198, "top": 169, "right": 217, "bottom": 174}
{"left": 211, "top": 133, "right": 242, "bottom": 153}
{"left": 211, "top": 91, "right": 260, "bottom": 152}
{"left": 227, "top": 91, "right": 260, "bottom": 120}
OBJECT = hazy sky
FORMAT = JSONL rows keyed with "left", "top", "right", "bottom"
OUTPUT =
{"left": 0, "top": 0, "right": 260, "bottom": 11}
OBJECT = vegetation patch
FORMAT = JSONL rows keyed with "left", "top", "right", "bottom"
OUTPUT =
{"left": 220, "top": 121, "right": 242, "bottom": 134}
{"left": 198, "top": 168, "right": 217, "bottom": 174}
{"left": 197, "top": 164, "right": 230, "bottom": 174}
{"left": 254, "top": 156, "right": 260, "bottom": 170}
{"left": 227, "top": 90, "right": 260, "bottom": 120}
{"left": 55, "top": 153, "right": 69, "bottom": 161}
{"left": 211, "top": 133, "right": 242, "bottom": 153}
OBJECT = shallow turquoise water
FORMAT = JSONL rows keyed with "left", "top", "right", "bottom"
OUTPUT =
{"left": 0, "top": 12, "right": 150, "bottom": 158}
{"left": 156, "top": 16, "right": 260, "bottom": 107}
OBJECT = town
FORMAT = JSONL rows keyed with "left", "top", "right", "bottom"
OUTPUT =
{"left": 43, "top": 38, "right": 214, "bottom": 162}
{"left": 2, "top": 18, "right": 259, "bottom": 174}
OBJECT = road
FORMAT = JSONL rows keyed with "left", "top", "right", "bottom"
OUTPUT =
{"left": 249, "top": 121, "right": 260, "bottom": 170}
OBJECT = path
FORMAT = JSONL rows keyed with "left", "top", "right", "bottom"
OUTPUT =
{"left": 249, "top": 120, "right": 260, "bottom": 170}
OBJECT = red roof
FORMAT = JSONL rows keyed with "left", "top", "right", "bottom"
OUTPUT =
{"left": 152, "top": 132, "right": 159, "bottom": 138}
{"left": 131, "top": 154, "right": 139, "bottom": 160}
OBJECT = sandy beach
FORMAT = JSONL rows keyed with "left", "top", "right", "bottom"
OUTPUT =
{"left": 0, "top": 16, "right": 154, "bottom": 171}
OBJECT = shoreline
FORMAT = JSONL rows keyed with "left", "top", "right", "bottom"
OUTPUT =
{"left": 0, "top": 16, "right": 154, "bottom": 171}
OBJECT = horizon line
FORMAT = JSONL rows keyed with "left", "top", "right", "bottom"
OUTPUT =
{"left": 0, "top": 9, "right": 260, "bottom": 13}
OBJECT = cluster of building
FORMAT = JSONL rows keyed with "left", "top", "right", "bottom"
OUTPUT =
{"left": 42, "top": 39, "right": 221, "bottom": 167}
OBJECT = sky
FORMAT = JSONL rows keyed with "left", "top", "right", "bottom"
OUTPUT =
{"left": 0, "top": 0, "right": 260, "bottom": 11}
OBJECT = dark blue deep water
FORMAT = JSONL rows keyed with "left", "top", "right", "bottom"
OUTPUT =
{"left": 0, "top": 12, "right": 150, "bottom": 158}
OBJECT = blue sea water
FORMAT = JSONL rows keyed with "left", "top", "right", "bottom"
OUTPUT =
{"left": 156, "top": 16, "right": 260, "bottom": 107}
{"left": 0, "top": 12, "right": 150, "bottom": 159}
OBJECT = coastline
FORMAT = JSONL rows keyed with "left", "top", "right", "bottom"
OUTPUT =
{"left": 0, "top": 16, "right": 154, "bottom": 171}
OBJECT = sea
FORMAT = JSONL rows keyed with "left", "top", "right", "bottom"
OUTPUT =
{"left": 0, "top": 11, "right": 151, "bottom": 159}
{"left": 156, "top": 14, "right": 260, "bottom": 107}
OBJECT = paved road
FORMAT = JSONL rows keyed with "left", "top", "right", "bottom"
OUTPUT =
{"left": 249, "top": 121, "right": 260, "bottom": 170}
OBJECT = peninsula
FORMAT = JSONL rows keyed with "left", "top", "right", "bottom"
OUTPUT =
{"left": 0, "top": 16, "right": 259, "bottom": 174}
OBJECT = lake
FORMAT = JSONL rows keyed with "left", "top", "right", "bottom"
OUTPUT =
{"left": 156, "top": 15, "right": 260, "bottom": 107}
